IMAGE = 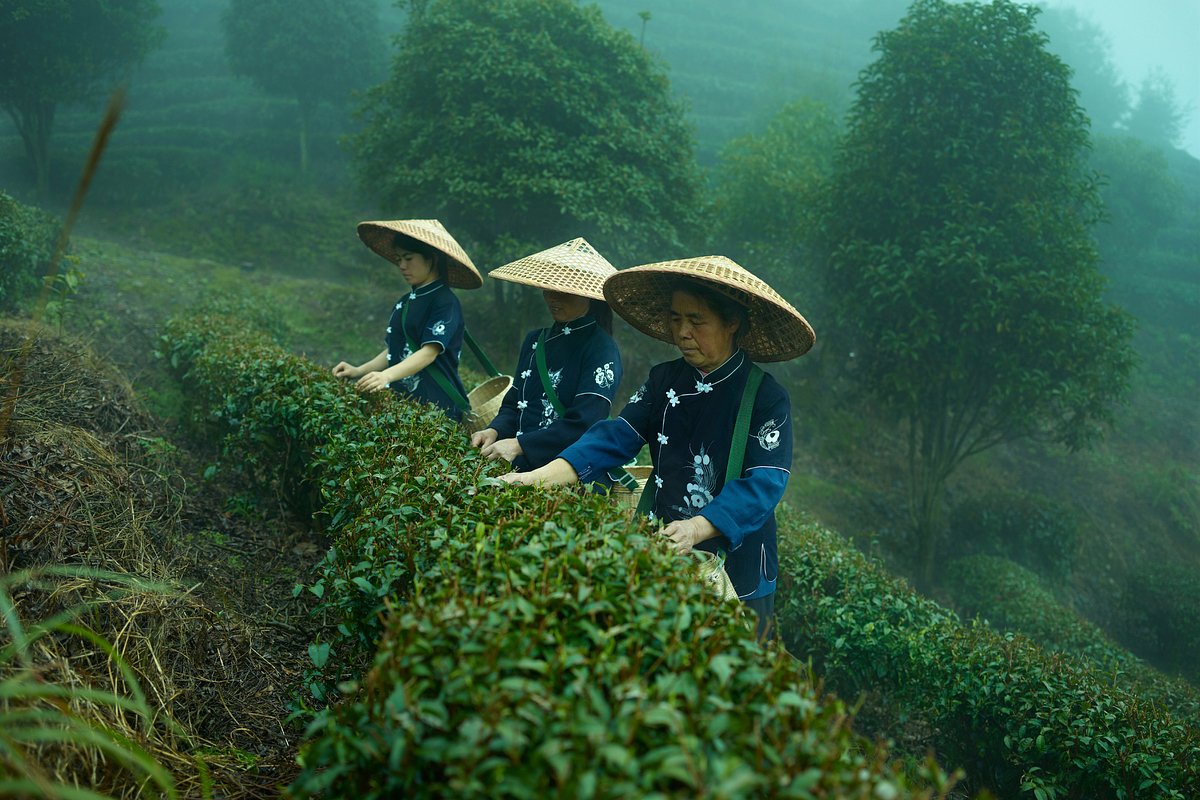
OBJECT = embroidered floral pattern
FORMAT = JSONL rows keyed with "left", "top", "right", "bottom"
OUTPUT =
{"left": 628, "top": 384, "right": 646, "bottom": 405}
{"left": 695, "top": 380, "right": 712, "bottom": 394}
{"left": 394, "top": 344, "right": 419, "bottom": 391}
{"left": 654, "top": 475, "right": 663, "bottom": 488}
{"left": 539, "top": 398, "right": 558, "bottom": 428}
{"left": 386, "top": 326, "right": 393, "bottom": 334}
{"left": 657, "top": 433, "right": 669, "bottom": 445}
{"left": 520, "top": 369, "right": 532, "bottom": 379}
{"left": 754, "top": 417, "right": 785, "bottom": 452}
{"left": 430, "top": 320, "right": 446, "bottom": 336}
{"left": 672, "top": 446, "right": 716, "bottom": 518}
{"left": 562, "top": 325, "right": 573, "bottom": 336}
{"left": 666, "top": 389, "right": 679, "bottom": 407}
{"left": 594, "top": 362, "right": 615, "bottom": 389}
{"left": 517, "top": 400, "right": 528, "bottom": 410}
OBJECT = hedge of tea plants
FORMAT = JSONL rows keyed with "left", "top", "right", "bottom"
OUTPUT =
{"left": 161, "top": 315, "right": 950, "bottom": 799}
{"left": 945, "top": 554, "right": 1200, "bottom": 724}
{"left": 777, "top": 508, "right": 1200, "bottom": 799}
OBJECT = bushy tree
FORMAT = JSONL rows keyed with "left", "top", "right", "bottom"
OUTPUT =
{"left": 222, "top": 0, "right": 385, "bottom": 174}
{"left": 1125, "top": 67, "right": 1189, "bottom": 151}
{"left": 819, "top": 0, "right": 1136, "bottom": 585}
{"left": 0, "top": 0, "right": 164, "bottom": 199}
{"left": 710, "top": 99, "right": 840, "bottom": 297}
{"left": 350, "top": 0, "right": 703, "bottom": 267}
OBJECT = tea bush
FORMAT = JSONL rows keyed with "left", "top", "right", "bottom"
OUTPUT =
{"left": 778, "top": 508, "right": 1200, "bottom": 798}
{"left": 945, "top": 554, "right": 1200, "bottom": 723}
{"left": 162, "top": 314, "right": 951, "bottom": 799}
{"left": 1120, "top": 561, "right": 1200, "bottom": 684}
{"left": 947, "top": 489, "right": 1079, "bottom": 581}
{"left": 0, "top": 191, "right": 58, "bottom": 311}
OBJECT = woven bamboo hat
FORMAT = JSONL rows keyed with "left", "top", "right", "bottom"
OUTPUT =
{"left": 487, "top": 237, "right": 617, "bottom": 300}
{"left": 603, "top": 255, "right": 815, "bottom": 362}
{"left": 356, "top": 219, "right": 483, "bottom": 290}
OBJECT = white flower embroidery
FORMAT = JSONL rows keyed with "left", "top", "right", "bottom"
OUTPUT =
{"left": 386, "top": 326, "right": 393, "bottom": 334}
{"left": 754, "top": 418, "right": 784, "bottom": 451}
{"left": 549, "top": 368, "right": 562, "bottom": 390}
{"left": 628, "top": 385, "right": 646, "bottom": 405}
{"left": 409, "top": 291, "right": 417, "bottom": 299}
{"left": 673, "top": 447, "right": 716, "bottom": 517}
{"left": 657, "top": 433, "right": 669, "bottom": 445}
{"left": 386, "top": 353, "right": 392, "bottom": 361}
{"left": 395, "top": 302, "right": 402, "bottom": 310}
{"left": 517, "top": 400, "right": 528, "bottom": 410}
{"left": 539, "top": 398, "right": 558, "bottom": 428}
{"left": 594, "top": 362, "right": 615, "bottom": 389}
{"left": 654, "top": 475, "right": 663, "bottom": 488}
{"left": 666, "top": 389, "right": 679, "bottom": 407}
{"left": 430, "top": 320, "right": 446, "bottom": 336}
{"left": 531, "top": 342, "right": 537, "bottom": 351}
{"left": 562, "top": 325, "right": 573, "bottom": 335}
{"left": 695, "top": 381, "right": 712, "bottom": 393}
{"left": 520, "top": 369, "right": 532, "bottom": 379}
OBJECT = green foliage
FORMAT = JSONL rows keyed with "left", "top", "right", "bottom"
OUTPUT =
{"left": 777, "top": 509, "right": 1200, "bottom": 798}
{"left": 160, "top": 314, "right": 952, "bottom": 800}
{"left": 0, "top": 191, "right": 58, "bottom": 311}
{"left": 947, "top": 489, "right": 1079, "bottom": 580}
{"left": 351, "top": 0, "right": 704, "bottom": 265}
{"left": 0, "top": 0, "right": 165, "bottom": 196}
{"left": 1035, "top": 6, "right": 1130, "bottom": 135}
{"left": 710, "top": 99, "right": 839, "bottom": 303}
{"left": 1090, "top": 134, "right": 1182, "bottom": 260}
{"left": 1125, "top": 68, "right": 1188, "bottom": 151}
{"left": 943, "top": 554, "right": 1200, "bottom": 724}
{"left": 222, "top": 0, "right": 385, "bottom": 172}
{"left": 1120, "top": 561, "right": 1200, "bottom": 684}
{"left": 818, "top": 0, "right": 1136, "bottom": 582}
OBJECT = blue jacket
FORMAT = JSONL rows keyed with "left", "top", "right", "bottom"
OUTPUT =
{"left": 489, "top": 314, "right": 622, "bottom": 473}
{"left": 385, "top": 280, "right": 468, "bottom": 421}
{"left": 559, "top": 350, "right": 791, "bottom": 599}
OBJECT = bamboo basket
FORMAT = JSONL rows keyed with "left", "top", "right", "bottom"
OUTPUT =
{"left": 690, "top": 549, "right": 739, "bottom": 603}
{"left": 610, "top": 464, "right": 653, "bottom": 515}
{"left": 463, "top": 375, "right": 512, "bottom": 434}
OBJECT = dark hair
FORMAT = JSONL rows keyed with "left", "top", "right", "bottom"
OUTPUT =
{"left": 393, "top": 232, "right": 447, "bottom": 280}
{"left": 669, "top": 279, "right": 750, "bottom": 344}
{"left": 591, "top": 299, "right": 613, "bottom": 335}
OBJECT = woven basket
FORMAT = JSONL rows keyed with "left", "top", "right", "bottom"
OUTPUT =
{"left": 690, "top": 549, "right": 739, "bottom": 602}
{"left": 610, "top": 464, "right": 653, "bottom": 514}
{"left": 464, "top": 375, "right": 512, "bottom": 434}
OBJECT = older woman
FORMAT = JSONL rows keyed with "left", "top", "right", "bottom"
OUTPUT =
{"left": 470, "top": 238, "right": 623, "bottom": 475}
{"left": 333, "top": 219, "right": 483, "bottom": 422}
{"left": 500, "top": 256, "right": 815, "bottom": 638}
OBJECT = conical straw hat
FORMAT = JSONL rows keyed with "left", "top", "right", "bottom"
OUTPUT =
{"left": 488, "top": 238, "right": 617, "bottom": 300}
{"left": 602, "top": 255, "right": 815, "bottom": 362}
{"left": 356, "top": 219, "right": 483, "bottom": 290}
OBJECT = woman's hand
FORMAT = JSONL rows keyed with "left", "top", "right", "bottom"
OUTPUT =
{"left": 660, "top": 516, "right": 719, "bottom": 554}
{"left": 497, "top": 470, "right": 534, "bottom": 485}
{"left": 471, "top": 428, "right": 499, "bottom": 448}
{"left": 332, "top": 361, "right": 362, "bottom": 380}
{"left": 481, "top": 437, "right": 523, "bottom": 463}
{"left": 355, "top": 371, "right": 391, "bottom": 393}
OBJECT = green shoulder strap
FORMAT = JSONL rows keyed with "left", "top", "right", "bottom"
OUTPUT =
{"left": 464, "top": 328, "right": 501, "bottom": 378}
{"left": 401, "top": 303, "right": 470, "bottom": 411}
{"left": 634, "top": 362, "right": 764, "bottom": 519}
{"left": 537, "top": 329, "right": 637, "bottom": 490}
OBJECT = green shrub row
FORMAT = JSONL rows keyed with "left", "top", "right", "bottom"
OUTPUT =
{"left": 778, "top": 510, "right": 1200, "bottom": 799}
{"left": 1120, "top": 560, "right": 1200, "bottom": 684}
{"left": 946, "top": 489, "right": 1079, "bottom": 580}
{"left": 944, "top": 554, "right": 1200, "bottom": 723}
{"left": 0, "top": 191, "right": 58, "bottom": 311}
{"left": 161, "top": 314, "right": 951, "bottom": 799}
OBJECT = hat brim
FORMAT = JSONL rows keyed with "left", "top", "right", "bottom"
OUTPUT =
{"left": 488, "top": 238, "right": 616, "bottom": 301}
{"left": 357, "top": 220, "right": 483, "bottom": 290}
{"left": 603, "top": 257, "right": 815, "bottom": 362}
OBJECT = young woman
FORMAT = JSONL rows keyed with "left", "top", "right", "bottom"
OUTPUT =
{"left": 332, "top": 219, "right": 482, "bottom": 421}
{"left": 470, "top": 238, "right": 622, "bottom": 477}
{"left": 500, "top": 255, "right": 815, "bottom": 638}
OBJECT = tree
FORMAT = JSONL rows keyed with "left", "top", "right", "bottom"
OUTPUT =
{"left": 222, "top": 0, "right": 385, "bottom": 174}
{"left": 349, "top": 0, "right": 703, "bottom": 269}
{"left": 1124, "top": 67, "right": 1189, "bottom": 151}
{"left": 1036, "top": 6, "right": 1130, "bottom": 135}
{"left": 710, "top": 99, "right": 840, "bottom": 300}
{"left": 0, "top": 0, "right": 164, "bottom": 199}
{"left": 818, "top": 0, "right": 1136, "bottom": 586}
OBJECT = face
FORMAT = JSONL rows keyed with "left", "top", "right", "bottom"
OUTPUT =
{"left": 670, "top": 290, "right": 740, "bottom": 373}
{"left": 396, "top": 248, "right": 436, "bottom": 287}
{"left": 542, "top": 289, "right": 591, "bottom": 323}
